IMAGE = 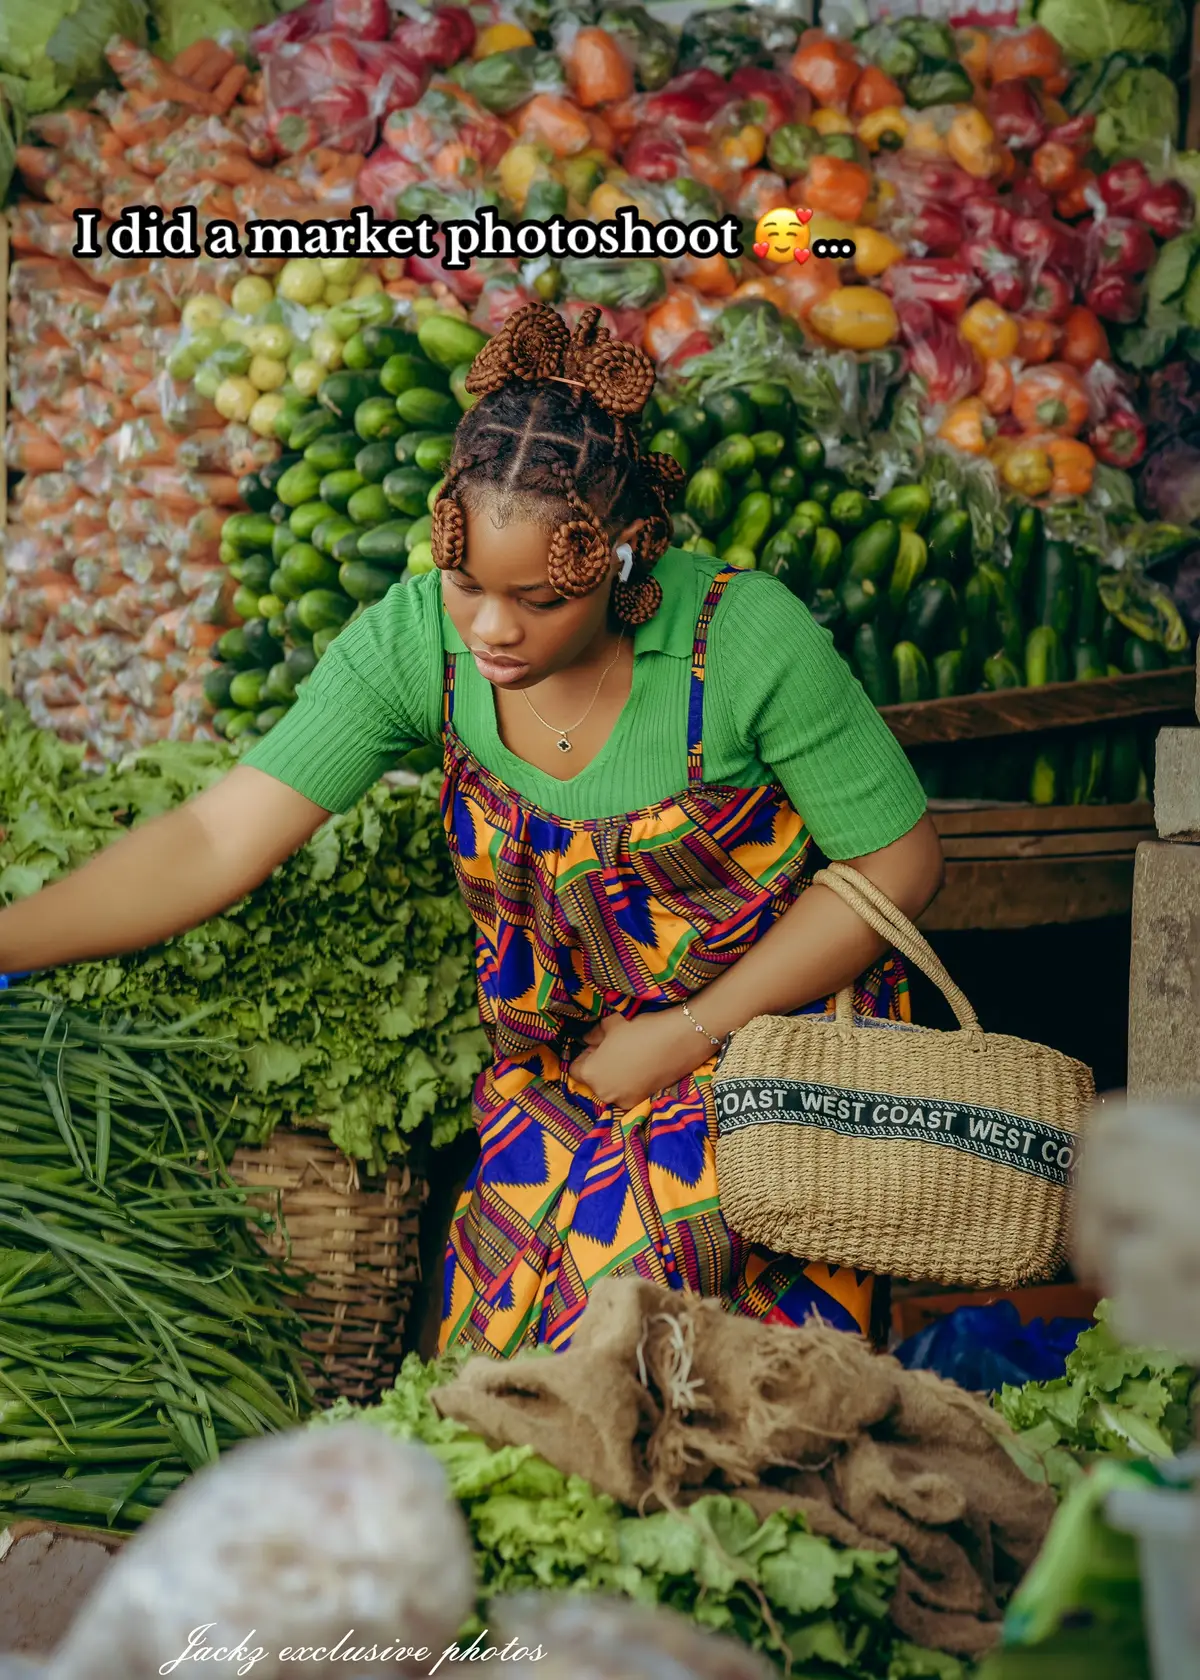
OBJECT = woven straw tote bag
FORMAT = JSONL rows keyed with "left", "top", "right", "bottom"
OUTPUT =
{"left": 713, "top": 861, "right": 1096, "bottom": 1289}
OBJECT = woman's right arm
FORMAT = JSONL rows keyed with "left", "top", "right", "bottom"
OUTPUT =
{"left": 0, "top": 766, "right": 331, "bottom": 974}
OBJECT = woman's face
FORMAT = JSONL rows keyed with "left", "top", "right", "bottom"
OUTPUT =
{"left": 440, "top": 499, "right": 616, "bottom": 689}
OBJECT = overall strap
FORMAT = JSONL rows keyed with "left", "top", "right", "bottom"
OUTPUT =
{"left": 686, "top": 565, "right": 740, "bottom": 789}
{"left": 442, "top": 652, "right": 456, "bottom": 727}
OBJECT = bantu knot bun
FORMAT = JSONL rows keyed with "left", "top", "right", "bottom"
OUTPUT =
{"left": 645, "top": 451, "right": 686, "bottom": 503}
{"left": 431, "top": 481, "right": 466, "bottom": 572}
{"left": 566, "top": 306, "right": 656, "bottom": 418}
{"left": 465, "top": 302, "right": 570, "bottom": 397}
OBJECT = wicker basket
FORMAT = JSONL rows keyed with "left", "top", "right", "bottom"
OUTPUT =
{"left": 228, "top": 1130, "right": 428, "bottom": 1404}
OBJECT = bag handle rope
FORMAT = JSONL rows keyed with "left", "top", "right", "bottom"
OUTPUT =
{"left": 813, "top": 863, "right": 983, "bottom": 1038}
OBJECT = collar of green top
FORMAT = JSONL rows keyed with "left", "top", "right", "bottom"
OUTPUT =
{"left": 439, "top": 547, "right": 705, "bottom": 661}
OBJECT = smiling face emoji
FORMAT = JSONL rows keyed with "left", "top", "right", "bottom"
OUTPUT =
{"left": 752, "top": 207, "right": 812, "bottom": 264}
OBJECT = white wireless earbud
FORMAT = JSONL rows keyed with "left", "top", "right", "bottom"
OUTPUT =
{"left": 616, "top": 543, "right": 634, "bottom": 582}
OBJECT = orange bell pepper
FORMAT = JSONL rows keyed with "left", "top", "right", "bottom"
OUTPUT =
{"left": 947, "top": 108, "right": 999, "bottom": 179}
{"left": 805, "top": 154, "right": 871, "bottom": 222}
{"left": 956, "top": 27, "right": 990, "bottom": 85}
{"left": 776, "top": 259, "right": 842, "bottom": 320}
{"left": 677, "top": 251, "right": 737, "bottom": 297}
{"left": 1055, "top": 170, "right": 1097, "bottom": 221}
{"left": 730, "top": 275, "right": 790, "bottom": 310}
{"left": 938, "top": 397, "right": 992, "bottom": 455}
{"left": 643, "top": 289, "right": 702, "bottom": 361}
{"left": 1012, "top": 363, "right": 1090, "bottom": 436}
{"left": 980, "top": 357, "right": 1015, "bottom": 416}
{"left": 1047, "top": 436, "right": 1096, "bottom": 497}
{"left": 990, "top": 25, "right": 1064, "bottom": 87}
{"left": 516, "top": 94, "right": 593, "bottom": 157}
{"left": 960, "top": 298, "right": 1020, "bottom": 360}
{"left": 788, "top": 34, "right": 860, "bottom": 113}
{"left": 1016, "top": 316, "right": 1061, "bottom": 364}
{"left": 567, "top": 27, "right": 633, "bottom": 108}
{"left": 718, "top": 122, "right": 766, "bottom": 170}
{"left": 850, "top": 64, "right": 903, "bottom": 118}
{"left": 1031, "top": 140, "right": 1078, "bottom": 195}
{"left": 1060, "top": 306, "right": 1110, "bottom": 371}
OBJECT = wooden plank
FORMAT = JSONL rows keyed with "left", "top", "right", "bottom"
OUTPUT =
{"left": 917, "top": 856, "right": 1136, "bottom": 931}
{"left": 940, "top": 827, "right": 1153, "bottom": 862}
{"left": 881, "top": 668, "right": 1194, "bottom": 746}
{"left": 932, "top": 801, "right": 1152, "bottom": 837}
{"left": 0, "top": 209, "right": 9, "bottom": 698}
{"left": 891, "top": 1283, "right": 1099, "bottom": 1341}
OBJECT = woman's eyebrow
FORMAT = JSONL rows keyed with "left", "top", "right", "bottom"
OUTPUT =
{"left": 458, "top": 566, "right": 555, "bottom": 594}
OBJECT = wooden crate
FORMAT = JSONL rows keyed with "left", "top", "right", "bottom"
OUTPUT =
{"left": 0, "top": 1522, "right": 122, "bottom": 1656}
{"left": 891, "top": 1282, "right": 1100, "bottom": 1343}
{"left": 919, "top": 802, "right": 1156, "bottom": 931}
{"left": 881, "top": 668, "right": 1195, "bottom": 748}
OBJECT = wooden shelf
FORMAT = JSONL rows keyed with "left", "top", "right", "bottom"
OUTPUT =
{"left": 881, "top": 667, "right": 1195, "bottom": 747}
{"left": 918, "top": 802, "right": 1155, "bottom": 932}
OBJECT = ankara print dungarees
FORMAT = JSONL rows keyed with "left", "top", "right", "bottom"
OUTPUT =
{"left": 438, "top": 565, "right": 908, "bottom": 1357}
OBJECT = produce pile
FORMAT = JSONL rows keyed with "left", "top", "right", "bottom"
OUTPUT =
{"left": 0, "top": 988, "right": 315, "bottom": 1534}
{"left": 0, "top": 695, "right": 486, "bottom": 1165}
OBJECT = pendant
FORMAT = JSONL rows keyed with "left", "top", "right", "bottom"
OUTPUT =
{"left": 556, "top": 736, "right": 572, "bottom": 753}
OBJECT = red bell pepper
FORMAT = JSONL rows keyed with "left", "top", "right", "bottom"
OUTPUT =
{"left": 391, "top": 7, "right": 476, "bottom": 69}
{"left": 332, "top": 0, "right": 389, "bottom": 37}
{"left": 623, "top": 127, "right": 685, "bottom": 182}
{"left": 1087, "top": 216, "right": 1157, "bottom": 280}
{"left": 355, "top": 143, "right": 422, "bottom": 218}
{"left": 1010, "top": 214, "right": 1060, "bottom": 268}
{"left": 1138, "top": 179, "right": 1195, "bottom": 240}
{"left": 987, "top": 79, "right": 1046, "bottom": 151}
{"left": 875, "top": 152, "right": 977, "bottom": 207}
{"left": 1026, "top": 265, "right": 1073, "bottom": 322}
{"left": 909, "top": 205, "right": 964, "bottom": 257}
{"left": 1090, "top": 407, "right": 1147, "bottom": 467}
{"left": 883, "top": 259, "right": 979, "bottom": 321}
{"left": 660, "top": 328, "right": 714, "bottom": 374}
{"left": 1007, "top": 174, "right": 1054, "bottom": 219}
{"left": 642, "top": 70, "right": 732, "bottom": 145}
{"left": 408, "top": 241, "right": 485, "bottom": 303}
{"left": 367, "top": 44, "right": 429, "bottom": 115}
{"left": 1084, "top": 272, "right": 1144, "bottom": 325}
{"left": 1046, "top": 112, "right": 1095, "bottom": 151}
{"left": 728, "top": 67, "right": 805, "bottom": 133}
{"left": 896, "top": 300, "right": 983, "bottom": 405}
{"left": 962, "top": 239, "right": 1027, "bottom": 311}
{"left": 1098, "top": 159, "right": 1150, "bottom": 216}
{"left": 960, "top": 194, "right": 1013, "bottom": 245}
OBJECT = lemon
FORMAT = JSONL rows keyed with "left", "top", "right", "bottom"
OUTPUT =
{"left": 291, "top": 359, "right": 325, "bottom": 397}
{"left": 319, "top": 255, "right": 363, "bottom": 285}
{"left": 352, "top": 272, "right": 383, "bottom": 297}
{"left": 276, "top": 258, "right": 326, "bottom": 306}
{"left": 249, "top": 393, "right": 288, "bottom": 437}
{"left": 310, "top": 325, "right": 344, "bottom": 370}
{"left": 181, "top": 294, "right": 227, "bottom": 332}
{"left": 231, "top": 275, "right": 275, "bottom": 315}
{"left": 214, "top": 377, "right": 258, "bottom": 423}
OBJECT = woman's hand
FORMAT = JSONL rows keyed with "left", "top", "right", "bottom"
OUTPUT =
{"left": 571, "top": 1009, "right": 716, "bottom": 1112}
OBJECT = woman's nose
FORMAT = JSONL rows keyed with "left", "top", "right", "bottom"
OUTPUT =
{"left": 473, "top": 598, "right": 522, "bottom": 647}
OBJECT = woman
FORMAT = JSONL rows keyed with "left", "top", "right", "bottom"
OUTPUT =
{"left": 0, "top": 303, "right": 943, "bottom": 1358}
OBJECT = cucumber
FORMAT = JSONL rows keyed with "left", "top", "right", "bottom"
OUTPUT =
{"left": 934, "top": 649, "right": 967, "bottom": 698}
{"left": 394, "top": 429, "right": 443, "bottom": 465}
{"left": 269, "top": 566, "right": 300, "bottom": 603}
{"left": 1072, "top": 641, "right": 1106, "bottom": 682}
{"left": 263, "top": 661, "right": 298, "bottom": 705}
{"left": 893, "top": 640, "right": 932, "bottom": 704}
{"left": 414, "top": 434, "right": 454, "bottom": 475}
{"left": 347, "top": 483, "right": 391, "bottom": 526}
{"left": 416, "top": 314, "right": 489, "bottom": 371}
{"left": 333, "top": 526, "right": 366, "bottom": 562}
{"left": 289, "top": 500, "right": 336, "bottom": 541}
{"left": 648, "top": 428, "right": 691, "bottom": 473}
{"left": 900, "top": 578, "right": 959, "bottom": 657}
{"left": 759, "top": 528, "right": 810, "bottom": 597}
{"left": 806, "top": 476, "right": 840, "bottom": 508}
{"left": 204, "top": 666, "right": 237, "bottom": 708}
{"left": 685, "top": 468, "right": 733, "bottom": 533}
{"left": 845, "top": 519, "right": 901, "bottom": 583}
{"left": 1024, "top": 625, "right": 1066, "bottom": 687}
{"left": 1029, "top": 747, "right": 1063, "bottom": 806}
{"left": 356, "top": 440, "right": 397, "bottom": 484}
{"left": 231, "top": 585, "right": 262, "bottom": 621}
{"left": 260, "top": 453, "right": 302, "bottom": 495}
{"left": 853, "top": 623, "right": 897, "bottom": 707}
{"left": 749, "top": 429, "right": 786, "bottom": 464}
{"left": 1100, "top": 611, "right": 1125, "bottom": 668}
{"left": 1123, "top": 635, "right": 1167, "bottom": 673}
{"left": 312, "top": 626, "right": 342, "bottom": 658}
{"left": 395, "top": 387, "right": 459, "bottom": 430}
{"left": 830, "top": 489, "right": 871, "bottom": 531}
{"left": 793, "top": 435, "right": 825, "bottom": 474}
{"left": 215, "top": 627, "right": 257, "bottom": 669}
{"left": 319, "top": 372, "right": 383, "bottom": 421}
{"left": 237, "top": 473, "right": 274, "bottom": 515}
{"left": 381, "top": 353, "right": 440, "bottom": 396}
{"left": 355, "top": 395, "right": 405, "bottom": 442}
{"left": 888, "top": 529, "right": 927, "bottom": 611}
{"left": 231, "top": 553, "right": 273, "bottom": 594}
{"left": 726, "top": 491, "right": 772, "bottom": 553}
{"left": 272, "top": 522, "right": 295, "bottom": 563}
{"left": 1074, "top": 558, "right": 1101, "bottom": 644}
{"left": 1009, "top": 504, "right": 1042, "bottom": 596}
{"left": 356, "top": 520, "right": 414, "bottom": 568}
{"left": 228, "top": 667, "right": 269, "bottom": 710}
{"left": 312, "top": 515, "right": 359, "bottom": 557}
{"left": 702, "top": 434, "right": 757, "bottom": 480}
{"left": 768, "top": 464, "right": 805, "bottom": 504}
{"left": 976, "top": 562, "right": 1023, "bottom": 665}
{"left": 925, "top": 509, "right": 972, "bottom": 580}
{"left": 383, "top": 467, "right": 438, "bottom": 518}
{"left": 982, "top": 654, "right": 1022, "bottom": 690}
{"left": 747, "top": 381, "right": 795, "bottom": 430}
{"left": 789, "top": 501, "right": 827, "bottom": 532}
{"left": 1069, "top": 731, "right": 1107, "bottom": 805}
{"left": 304, "top": 431, "right": 359, "bottom": 474}
{"left": 879, "top": 482, "right": 931, "bottom": 530}
{"left": 721, "top": 544, "right": 758, "bottom": 571}
{"left": 319, "top": 469, "right": 366, "bottom": 512}
{"left": 280, "top": 542, "right": 340, "bottom": 594}
{"left": 1106, "top": 726, "right": 1141, "bottom": 804}
{"left": 704, "top": 389, "right": 757, "bottom": 438}
{"left": 339, "top": 561, "right": 396, "bottom": 603}
{"left": 287, "top": 408, "right": 339, "bottom": 452}
{"left": 809, "top": 527, "right": 843, "bottom": 592}
{"left": 1031, "top": 539, "right": 1077, "bottom": 638}
{"left": 284, "top": 599, "right": 315, "bottom": 644}
{"left": 276, "top": 460, "right": 324, "bottom": 508}
{"left": 838, "top": 574, "right": 883, "bottom": 627}
{"left": 405, "top": 514, "right": 433, "bottom": 553}
{"left": 297, "top": 589, "right": 355, "bottom": 634}
{"left": 222, "top": 512, "right": 276, "bottom": 553}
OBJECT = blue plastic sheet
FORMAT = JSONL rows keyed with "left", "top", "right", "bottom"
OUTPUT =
{"left": 894, "top": 1299, "right": 1091, "bottom": 1392}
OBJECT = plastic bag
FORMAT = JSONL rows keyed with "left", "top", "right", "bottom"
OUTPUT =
{"left": 488, "top": 1593, "right": 774, "bottom": 1680}
{"left": 894, "top": 1301, "right": 1091, "bottom": 1392}
{"left": 263, "top": 35, "right": 429, "bottom": 156}
{"left": 897, "top": 299, "right": 984, "bottom": 404}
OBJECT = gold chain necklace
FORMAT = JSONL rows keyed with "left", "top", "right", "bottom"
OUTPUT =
{"left": 521, "top": 633, "right": 626, "bottom": 754}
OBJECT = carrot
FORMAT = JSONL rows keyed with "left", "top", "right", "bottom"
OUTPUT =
{"left": 188, "top": 46, "right": 237, "bottom": 93}
{"left": 567, "top": 28, "right": 633, "bottom": 108}
{"left": 104, "top": 39, "right": 217, "bottom": 114}
{"left": 170, "top": 38, "right": 219, "bottom": 81}
{"left": 211, "top": 63, "right": 250, "bottom": 113}
{"left": 5, "top": 423, "right": 65, "bottom": 475}
{"left": 14, "top": 146, "right": 58, "bottom": 193}
{"left": 516, "top": 94, "right": 592, "bottom": 156}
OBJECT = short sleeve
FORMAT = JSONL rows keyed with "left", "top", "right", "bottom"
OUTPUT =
{"left": 240, "top": 573, "right": 444, "bottom": 813}
{"left": 706, "top": 570, "right": 927, "bottom": 859}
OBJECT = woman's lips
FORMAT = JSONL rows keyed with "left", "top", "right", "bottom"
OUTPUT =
{"left": 472, "top": 651, "right": 530, "bottom": 684}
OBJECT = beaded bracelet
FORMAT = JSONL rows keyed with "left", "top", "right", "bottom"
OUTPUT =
{"left": 681, "top": 1000, "right": 730, "bottom": 1051}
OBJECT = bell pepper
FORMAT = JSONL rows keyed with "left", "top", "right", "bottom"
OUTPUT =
{"left": 1060, "top": 305, "right": 1109, "bottom": 370}
{"left": 907, "top": 62, "right": 974, "bottom": 110}
{"left": 938, "top": 396, "right": 992, "bottom": 455}
{"left": 909, "top": 205, "right": 964, "bottom": 257}
{"left": 819, "top": 132, "right": 865, "bottom": 163}
{"left": 642, "top": 69, "right": 730, "bottom": 144}
{"left": 1138, "top": 179, "right": 1195, "bottom": 240}
{"left": 810, "top": 108, "right": 856, "bottom": 137}
{"left": 960, "top": 195, "right": 1013, "bottom": 245}
{"left": 990, "top": 25, "right": 1063, "bottom": 87}
{"left": 960, "top": 297, "right": 1020, "bottom": 360}
{"left": 718, "top": 121, "right": 766, "bottom": 170}
{"left": 788, "top": 34, "right": 860, "bottom": 113}
{"left": 966, "top": 244, "right": 1026, "bottom": 313}
{"left": 1098, "top": 159, "right": 1150, "bottom": 216}
{"left": 852, "top": 225, "right": 903, "bottom": 277}
{"left": 623, "top": 127, "right": 685, "bottom": 182}
{"left": 1054, "top": 171, "right": 1097, "bottom": 222}
{"left": 1012, "top": 363, "right": 1089, "bottom": 436}
{"left": 766, "top": 122, "right": 819, "bottom": 178}
{"left": 729, "top": 68, "right": 803, "bottom": 135}
{"left": 897, "top": 300, "right": 983, "bottom": 404}
{"left": 1046, "top": 112, "right": 1095, "bottom": 151}
{"left": 958, "top": 27, "right": 990, "bottom": 84}
{"left": 850, "top": 64, "right": 904, "bottom": 118}
{"left": 566, "top": 27, "right": 633, "bottom": 108}
{"left": 1017, "top": 315, "right": 1061, "bottom": 363}
{"left": 1009, "top": 214, "right": 1061, "bottom": 271}
{"left": 1087, "top": 217, "right": 1157, "bottom": 280}
{"left": 804, "top": 154, "right": 871, "bottom": 222}
{"left": 1046, "top": 437, "right": 1095, "bottom": 497}
{"left": 1031, "top": 141, "right": 1078, "bottom": 195}
{"left": 998, "top": 441, "right": 1053, "bottom": 497}
{"left": 905, "top": 116, "right": 949, "bottom": 157}
{"left": 980, "top": 356, "right": 1015, "bottom": 415}
{"left": 987, "top": 79, "right": 1046, "bottom": 152}
{"left": 884, "top": 259, "right": 978, "bottom": 321}
{"left": 857, "top": 106, "right": 906, "bottom": 152}
{"left": 1090, "top": 408, "right": 1147, "bottom": 468}
{"left": 809, "top": 286, "right": 898, "bottom": 349}
{"left": 947, "top": 107, "right": 999, "bottom": 179}
{"left": 1026, "top": 265, "right": 1073, "bottom": 324}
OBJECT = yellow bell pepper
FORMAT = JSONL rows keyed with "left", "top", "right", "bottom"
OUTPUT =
{"left": 851, "top": 225, "right": 903, "bottom": 277}
{"left": 960, "top": 297, "right": 1021, "bottom": 360}
{"left": 588, "top": 179, "right": 647, "bottom": 222}
{"left": 998, "top": 441, "right": 1054, "bottom": 498}
{"left": 947, "top": 107, "right": 999, "bottom": 179}
{"left": 857, "top": 106, "right": 907, "bottom": 152}
{"left": 809, "top": 287, "right": 898, "bottom": 350}
{"left": 810, "top": 108, "right": 856, "bottom": 137}
{"left": 905, "top": 117, "right": 948, "bottom": 157}
{"left": 498, "top": 142, "right": 553, "bottom": 210}
{"left": 474, "top": 22, "right": 535, "bottom": 56}
{"left": 718, "top": 122, "right": 766, "bottom": 170}
{"left": 807, "top": 212, "right": 857, "bottom": 247}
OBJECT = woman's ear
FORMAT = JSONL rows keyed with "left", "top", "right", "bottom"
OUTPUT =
{"left": 613, "top": 516, "right": 647, "bottom": 562}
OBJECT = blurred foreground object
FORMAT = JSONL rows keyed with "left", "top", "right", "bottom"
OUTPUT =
{"left": 489, "top": 1593, "right": 774, "bottom": 1680}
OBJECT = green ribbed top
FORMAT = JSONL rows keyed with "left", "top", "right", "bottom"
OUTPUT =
{"left": 242, "top": 547, "right": 926, "bottom": 860}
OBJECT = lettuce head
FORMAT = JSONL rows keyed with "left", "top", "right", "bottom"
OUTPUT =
{"left": 1033, "top": 0, "right": 1187, "bottom": 63}
{"left": 0, "top": 0, "right": 148, "bottom": 112}
{"left": 150, "top": 0, "right": 278, "bottom": 60}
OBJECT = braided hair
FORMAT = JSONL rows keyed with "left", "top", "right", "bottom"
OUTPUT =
{"left": 431, "top": 303, "right": 683, "bottom": 626}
